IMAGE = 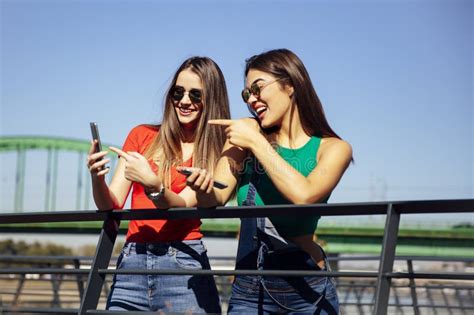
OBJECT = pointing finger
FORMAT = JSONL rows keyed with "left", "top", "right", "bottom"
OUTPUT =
{"left": 109, "top": 147, "right": 130, "bottom": 161}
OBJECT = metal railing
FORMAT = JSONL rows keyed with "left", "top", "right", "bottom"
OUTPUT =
{"left": 1, "top": 254, "right": 473, "bottom": 314}
{"left": 0, "top": 199, "right": 473, "bottom": 314}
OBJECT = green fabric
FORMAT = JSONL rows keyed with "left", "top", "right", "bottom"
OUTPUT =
{"left": 237, "top": 136, "right": 329, "bottom": 238}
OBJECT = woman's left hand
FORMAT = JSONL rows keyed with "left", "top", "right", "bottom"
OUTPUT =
{"left": 178, "top": 167, "right": 214, "bottom": 194}
{"left": 109, "top": 147, "right": 160, "bottom": 190}
{"left": 209, "top": 118, "right": 261, "bottom": 150}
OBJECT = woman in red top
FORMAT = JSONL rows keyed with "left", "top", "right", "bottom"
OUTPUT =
{"left": 87, "top": 56, "right": 230, "bottom": 312}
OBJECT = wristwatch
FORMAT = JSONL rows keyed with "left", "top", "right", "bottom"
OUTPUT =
{"left": 146, "top": 184, "right": 165, "bottom": 201}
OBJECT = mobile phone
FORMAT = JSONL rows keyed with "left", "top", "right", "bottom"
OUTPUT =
{"left": 178, "top": 168, "right": 228, "bottom": 189}
{"left": 90, "top": 122, "right": 103, "bottom": 154}
{"left": 90, "top": 122, "right": 108, "bottom": 170}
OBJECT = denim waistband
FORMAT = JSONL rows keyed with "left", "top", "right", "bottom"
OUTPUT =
{"left": 123, "top": 239, "right": 204, "bottom": 255}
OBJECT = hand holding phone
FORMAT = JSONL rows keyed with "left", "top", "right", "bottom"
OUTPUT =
{"left": 178, "top": 168, "right": 228, "bottom": 189}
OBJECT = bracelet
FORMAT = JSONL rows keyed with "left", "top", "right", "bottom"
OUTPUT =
{"left": 146, "top": 183, "right": 165, "bottom": 201}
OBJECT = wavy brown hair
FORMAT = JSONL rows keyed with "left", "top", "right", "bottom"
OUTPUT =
{"left": 245, "top": 49, "right": 341, "bottom": 141}
{"left": 145, "top": 57, "right": 230, "bottom": 187}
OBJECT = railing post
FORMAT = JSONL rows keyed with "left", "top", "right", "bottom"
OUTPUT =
{"left": 354, "top": 283, "right": 364, "bottom": 315}
{"left": 73, "top": 258, "right": 85, "bottom": 300}
{"left": 79, "top": 213, "right": 120, "bottom": 314}
{"left": 50, "top": 272, "right": 62, "bottom": 307}
{"left": 407, "top": 259, "right": 420, "bottom": 315}
{"left": 328, "top": 253, "right": 339, "bottom": 272}
{"left": 374, "top": 203, "right": 400, "bottom": 315}
{"left": 426, "top": 286, "right": 438, "bottom": 315}
{"left": 12, "top": 274, "right": 26, "bottom": 306}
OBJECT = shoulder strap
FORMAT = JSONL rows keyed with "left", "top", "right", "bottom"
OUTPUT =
{"left": 242, "top": 156, "right": 299, "bottom": 252}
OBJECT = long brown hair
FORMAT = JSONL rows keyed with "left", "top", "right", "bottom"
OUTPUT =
{"left": 245, "top": 49, "right": 341, "bottom": 140}
{"left": 146, "top": 57, "right": 230, "bottom": 187}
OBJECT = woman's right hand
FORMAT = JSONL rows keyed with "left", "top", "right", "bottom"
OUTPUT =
{"left": 87, "top": 140, "right": 110, "bottom": 179}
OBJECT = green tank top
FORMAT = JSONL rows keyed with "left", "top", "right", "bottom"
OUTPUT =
{"left": 237, "top": 136, "right": 329, "bottom": 238}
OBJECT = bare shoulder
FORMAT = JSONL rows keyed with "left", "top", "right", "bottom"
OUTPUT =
{"left": 242, "top": 117, "right": 256, "bottom": 122}
{"left": 241, "top": 117, "right": 260, "bottom": 127}
{"left": 319, "top": 137, "right": 352, "bottom": 161}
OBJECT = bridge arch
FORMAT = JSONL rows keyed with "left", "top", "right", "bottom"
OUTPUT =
{"left": 0, "top": 136, "right": 117, "bottom": 212}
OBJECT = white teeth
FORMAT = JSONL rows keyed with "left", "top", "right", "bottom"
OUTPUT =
{"left": 256, "top": 107, "right": 267, "bottom": 114}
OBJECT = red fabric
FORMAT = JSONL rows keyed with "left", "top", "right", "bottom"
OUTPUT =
{"left": 121, "top": 124, "right": 202, "bottom": 242}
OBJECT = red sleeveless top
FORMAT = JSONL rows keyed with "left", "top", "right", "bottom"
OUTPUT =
{"left": 121, "top": 125, "right": 202, "bottom": 242}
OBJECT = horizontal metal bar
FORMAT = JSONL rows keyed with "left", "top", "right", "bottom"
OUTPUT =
{"left": 328, "top": 255, "right": 474, "bottom": 262}
{"left": 86, "top": 311, "right": 159, "bottom": 315}
{"left": 387, "top": 304, "right": 474, "bottom": 310}
{"left": 96, "top": 268, "right": 380, "bottom": 277}
{"left": 2, "top": 277, "right": 471, "bottom": 290}
{"left": 0, "top": 307, "right": 78, "bottom": 314}
{"left": 419, "top": 284, "right": 474, "bottom": 290}
{"left": 386, "top": 272, "right": 474, "bottom": 280}
{"left": 410, "top": 304, "right": 474, "bottom": 310}
{"left": 336, "top": 283, "right": 376, "bottom": 288}
{"left": 394, "top": 255, "right": 474, "bottom": 262}
{"left": 338, "top": 302, "right": 375, "bottom": 306}
{"left": 2, "top": 268, "right": 473, "bottom": 281}
{"left": 336, "top": 283, "right": 474, "bottom": 291}
{"left": 396, "top": 199, "right": 474, "bottom": 214}
{"left": 172, "top": 255, "right": 435, "bottom": 263}
{"left": 0, "top": 199, "right": 471, "bottom": 224}
{"left": 0, "top": 255, "right": 96, "bottom": 262}
{"left": 0, "top": 290, "right": 82, "bottom": 295}
{"left": 0, "top": 210, "right": 108, "bottom": 224}
{"left": 0, "top": 268, "right": 89, "bottom": 274}
{"left": 0, "top": 268, "right": 377, "bottom": 277}
{"left": 1, "top": 255, "right": 473, "bottom": 269}
{"left": 339, "top": 302, "right": 474, "bottom": 310}
{"left": 2, "top": 254, "right": 473, "bottom": 264}
{"left": 0, "top": 276, "right": 86, "bottom": 282}
{"left": 0, "top": 203, "right": 386, "bottom": 224}
{"left": 3, "top": 301, "right": 473, "bottom": 313}
{"left": 89, "top": 301, "right": 471, "bottom": 312}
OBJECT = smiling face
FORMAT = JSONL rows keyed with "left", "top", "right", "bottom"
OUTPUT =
{"left": 245, "top": 69, "right": 294, "bottom": 129}
{"left": 172, "top": 69, "right": 204, "bottom": 128}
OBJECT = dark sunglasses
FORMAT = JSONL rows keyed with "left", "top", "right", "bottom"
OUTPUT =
{"left": 171, "top": 86, "right": 203, "bottom": 104}
{"left": 241, "top": 79, "right": 281, "bottom": 103}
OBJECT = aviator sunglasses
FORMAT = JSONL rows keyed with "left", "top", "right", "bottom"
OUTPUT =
{"left": 171, "top": 86, "right": 203, "bottom": 104}
{"left": 241, "top": 78, "right": 281, "bottom": 103}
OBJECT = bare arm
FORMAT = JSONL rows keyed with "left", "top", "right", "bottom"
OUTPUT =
{"left": 87, "top": 141, "right": 131, "bottom": 210}
{"left": 250, "top": 135, "right": 352, "bottom": 203}
{"left": 147, "top": 186, "right": 196, "bottom": 209}
{"left": 183, "top": 139, "right": 248, "bottom": 207}
{"left": 207, "top": 119, "right": 352, "bottom": 204}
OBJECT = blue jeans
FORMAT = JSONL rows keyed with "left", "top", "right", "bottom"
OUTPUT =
{"left": 228, "top": 274, "right": 339, "bottom": 314}
{"left": 106, "top": 240, "right": 221, "bottom": 313}
{"left": 228, "top": 252, "right": 339, "bottom": 315}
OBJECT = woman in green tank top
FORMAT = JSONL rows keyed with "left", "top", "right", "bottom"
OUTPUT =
{"left": 182, "top": 49, "right": 352, "bottom": 314}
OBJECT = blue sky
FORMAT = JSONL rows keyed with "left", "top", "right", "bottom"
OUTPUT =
{"left": 1, "top": 0, "right": 472, "bottom": 221}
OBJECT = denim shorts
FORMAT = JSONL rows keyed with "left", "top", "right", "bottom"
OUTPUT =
{"left": 106, "top": 239, "right": 221, "bottom": 313}
{"left": 228, "top": 254, "right": 339, "bottom": 314}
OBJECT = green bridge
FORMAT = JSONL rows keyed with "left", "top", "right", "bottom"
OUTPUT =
{"left": 1, "top": 136, "right": 473, "bottom": 257}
